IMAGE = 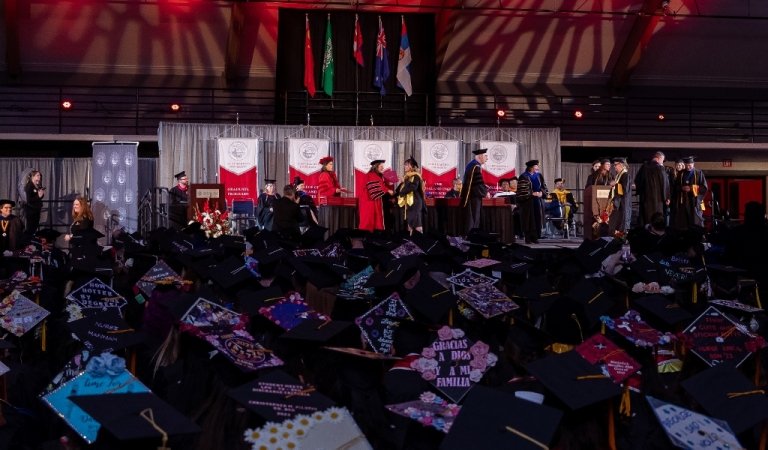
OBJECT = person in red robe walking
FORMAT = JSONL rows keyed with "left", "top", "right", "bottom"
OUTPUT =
{"left": 317, "top": 156, "right": 348, "bottom": 202}
{"left": 358, "top": 160, "right": 393, "bottom": 232}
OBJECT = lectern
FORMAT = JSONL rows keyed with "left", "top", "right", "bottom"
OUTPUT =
{"left": 188, "top": 184, "right": 226, "bottom": 219}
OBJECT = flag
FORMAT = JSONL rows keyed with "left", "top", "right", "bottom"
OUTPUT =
{"left": 353, "top": 14, "right": 364, "bottom": 67}
{"left": 396, "top": 16, "right": 413, "bottom": 96}
{"left": 321, "top": 15, "right": 334, "bottom": 97}
{"left": 303, "top": 15, "right": 316, "bottom": 98}
{"left": 373, "top": 16, "right": 390, "bottom": 95}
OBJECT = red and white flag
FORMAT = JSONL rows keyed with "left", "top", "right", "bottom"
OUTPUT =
{"left": 353, "top": 14, "right": 364, "bottom": 67}
{"left": 303, "top": 14, "right": 316, "bottom": 97}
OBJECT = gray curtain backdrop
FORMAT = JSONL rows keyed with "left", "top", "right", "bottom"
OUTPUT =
{"left": 0, "top": 157, "right": 156, "bottom": 233}
{"left": 158, "top": 123, "right": 561, "bottom": 194}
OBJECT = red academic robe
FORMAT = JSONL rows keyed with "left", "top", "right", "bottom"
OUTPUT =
{"left": 317, "top": 170, "right": 341, "bottom": 200}
{"left": 358, "top": 171, "right": 388, "bottom": 231}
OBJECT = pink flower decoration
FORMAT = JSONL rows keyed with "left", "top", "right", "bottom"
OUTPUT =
{"left": 469, "top": 356, "right": 487, "bottom": 371}
{"left": 469, "top": 341, "right": 489, "bottom": 357}
{"left": 422, "top": 347, "right": 436, "bottom": 359}
{"left": 422, "top": 370, "right": 437, "bottom": 381}
{"left": 437, "top": 326, "right": 454, "bottom": 341}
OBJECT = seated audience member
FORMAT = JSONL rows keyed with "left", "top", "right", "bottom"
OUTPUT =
{"left": 444, "top": 178, "right": 462, "bottom": 199}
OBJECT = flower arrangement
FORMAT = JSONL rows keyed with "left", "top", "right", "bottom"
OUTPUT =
{"left": 193, "top": 199, "right": 231, "bottom": 238}
{"left": 243, "top": 407, "right": 350, "bottom": 450}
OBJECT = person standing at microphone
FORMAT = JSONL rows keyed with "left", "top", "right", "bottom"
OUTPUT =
{"left": 23, "top": 169, "right": 45, "bottom": 240}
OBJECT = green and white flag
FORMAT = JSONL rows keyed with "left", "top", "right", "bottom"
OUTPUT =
{"left": 321, "top": 15, "right": 334, "bottom": 97}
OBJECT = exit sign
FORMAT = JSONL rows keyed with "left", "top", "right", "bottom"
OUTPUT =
{"left": 722, "top": 159, "right": 732, "bottom": 167}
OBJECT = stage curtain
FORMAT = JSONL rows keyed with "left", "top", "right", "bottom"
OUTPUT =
{"left": 158, "top": 123, "right": 561, "bottom": 197}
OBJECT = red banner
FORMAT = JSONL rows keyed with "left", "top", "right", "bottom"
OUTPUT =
{"left": 420, "top": 140, "right": 460, "bottom": 198}
{"left": 289, "top": 167, "right": 322, "bottom": 202}
{"left": 220, "top": 166, "right": 258, "bottom": 204}
{"left": 422, "top": 168, "right": 457, "bottom": 198}
{"left": 217, "top": 138, "right": 259, "bottom": 206}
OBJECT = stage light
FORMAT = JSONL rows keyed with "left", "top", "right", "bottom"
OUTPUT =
{"left": 657, "top": 113, "right": 666, "bottom": 121}
{"left": 61, "top": 100, "right": 73, "bottom": 110}
{"left": 573, "top": 110, "right": 584, "bottom": 119}
{"left": 170, "top": 103, "right": 182, "bottom": 112}
{"left": 496, "top": 109, "right": 506, "bottom": 119}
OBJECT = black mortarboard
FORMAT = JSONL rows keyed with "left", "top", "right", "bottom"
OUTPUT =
{"left": 681, "top": 364, "right": 768, "bottom": 434}
{"left": 611, "top": 157, "right": 627, "bottom": 164}
{"left": 264, "top": 178, "right": 276, "bottom": 185}
{"left": 174, "top": 171, "right": 186, "bottom": 180}
{"left": 632, "top": 295, "right": 693, "bottom": 329}
{"left": 208, "top": 255, "right": 257, "bottom": 292}
{"left": 365, "top": 255, "right": 423, "bottom": 290}
{"left": 68, "top": 311, "right": 145, "bottom": 353}
{"left": 228, "top": 370, "right": 335, "bottom": 422}
{"left": 237, "top": 286, "right": 286, "bottom": 317}
{"left": 69, "top": 392, "right": 201, "bottom": 443}
{"left": 404, "top": 156, "right": 419, "bottom": 168}
{"left": 682, "top": 156, "right": 695, "bottom": 163}
{"left": 35, "top": 228, "right": 62, "bottom": 242}
{"left": 0, "top": 199, "right": 15, "bottom": 207}
{"left": 370, "top": 159, "right": 385, "bottom": 166}
{"left": 525, "top": 351, "right": 622, "bottom": 410}
{"left": 553, "top": 178, "right": 564, "bottom": 184}
{"left": 599, "top": 157, "right": 611, "bottom": 164}
{"left": 404, "top": 272, "right": 456, "bottom": 324}
{"left": 471, "top": 148, "right": 488, "bottom": 155}
{"left": 441, "top": 385, "right": 562, "bottom": 450}
{"left": 565, "top": 278, "right": 616, "bottom": 328}
{"left": 279, "top": 318, "right": 355, "bottom": 346}
{"left": 512, "top": 275, "right": 560, "bottom": 317}
{"left": 525, "top": 159, "right": 539, "bottom": 168}
{"left": 575, "top": 238, "right": 623, "bottom": 274}
{"left": 292, "top": 176, "right": 305, "bottom": 187}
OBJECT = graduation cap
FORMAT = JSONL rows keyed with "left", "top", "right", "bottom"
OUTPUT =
{"left": 412, "top": 326, "right": 497, "bottom": 403}
{"left": 456, "top": 283, "right": 519, "bottom": 319}
{"left": 524, "top": 159, "right": 539, "bottom": 168}
{"left": 207, "top": 255, "right": 257, "bottom": 292}
{"left": 404, "top": 272, "right": 457, "bottom": 324}
{"left": 69, "top": 392, "right": 201, "bottom": 446}
{"left": 602, "top": 310, "right": 676, "bottom": 349}
{"left": 319, "top": 156, "right": 334, "bottom": 165}
{"left": 646, "top": 396, "right": 744, "bottom": 450}
{"left": 632, "top": 295, "right": 693, "bottom": 329}
{"left": 68, "top": 311, "right": 145, "bottom": 353}
{"left": 35, "top": 228, "right": 61, "bottom": 243}
{"left": 365, "top": 254, "right": 423, "bottom": 290}
{"left": 0, "top": 199, "right": 15, "bottom": 208}
{"left": 386, "top": 391, "right": 460, "bottom": 434}
{"left": 564, "top": 278, "right": 616, "bottom": 328}
{"left": 369, "top": 159, "right": 385, "bottom": 166}
{"left": 681, "top": 306, "right": 758, "bottom": 368}
{"left": 471, "top": 148, "right": 488, "bottom": 155}
{"left": 441, "top": 385, "right": 562, "bottom": 450}
{"left": 575, "top": 334, "right": 641, "bottom": 383}
{"left": 512, "top": 275, "right": 560, "bottom": 317}
{"left": 525, "top": 351, "right": 623, "bottom": 410}
{"left": 681, "top": 364, "right": 768, "bottom": 434}
{"left": 0, "top": 290, "right": 49, "bottom": 336}
{"left": 575, "top": 238, "right": 623, "bottom": 274}
{"left": 244, "top": 406, "right": 370, "bottom": 449}
{"left": 227, "top": 370, "right": 335, "bottom": 422}
{"left": 237, "top": 286, "right": 286, "bottom": 317}
{"left": 682, "top": 156, "right": 696, "bottom": 164}
{"left": 259, "top": 291, "right": 330, "bottom": 331}
{"left": 279, "top": 318, "right": 355, "bottom": 346}
{"left": 174, "top": 170, "right": 187, "bottom": 180}
{"left": 355, "top": 292, "right": 414, "bottom": 354}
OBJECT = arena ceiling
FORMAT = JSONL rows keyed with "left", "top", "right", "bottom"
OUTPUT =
{"left": 3, "top": 0, "right": 768, "bottom": 96}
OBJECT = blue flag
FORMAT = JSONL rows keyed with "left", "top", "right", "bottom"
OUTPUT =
{"left": 373, "top": 16, "right": 390, "bottom": 95}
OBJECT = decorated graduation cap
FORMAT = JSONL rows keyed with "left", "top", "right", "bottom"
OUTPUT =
{"left": 601, "top": 310, "right": 677, "bottom": 349}
{"left": 69, "top": 392, "right": 201, "bottom": 446}
{"left": 646, "top": 396, "right": 744, "bottom": 450}
{"left": 386, "top": 391, "right": 460, "bottom": 434}
{"left": 228, "top": 370, "right": 335, "bottom": 422}
{"left": 410, "top": 326, "right": 497, "bottom": 403}
{"left": 441, "top": 385, "right": 562, "bottom": 450}
{"left": 575, "top": 334, "right": 641, "bottom": 383}
{"left": 355, "top": 292, "right": 414, "bottom": 354}
{"left": 259, "top": 291, "right": 330, "bottom": 331}
{"left": 681, "top": 305, "right": 762, "bottom": 368}
{"left": 456, "top": 283, "right": 519, "bottom": 319}
{"left": 66, "top": 277, "right": 127, "bottom": 321}
{"left": 681, "top": 364, "right": 768, "bottom": 434}
{"left": 525, "top": 350, "right": 623, "bottom": 410}
{"left": 68, "top": 311, "right": 144, "bottom": 354}
{"left": 471, "top": 148, "right": 488, "bottom": 155}
{"left": 0, "top": 290, "right": 49, "bottom": 336}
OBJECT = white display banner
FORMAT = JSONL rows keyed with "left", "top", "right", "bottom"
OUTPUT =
{"left": 217, "top": 138, "right": 258, "bottom": 176}
{"left": 479, "top": 140, "right": 518, "bottom": 178}
{"left": 288, "top": 138, "right": 330, "bottom": 176}
{"left": 419, "top": 139, "right": 460, "bottom": 177}
{"left": 352, "top": 140, "right": 394, "bottom": 172}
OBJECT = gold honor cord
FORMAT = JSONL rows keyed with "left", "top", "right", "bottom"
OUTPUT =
{"left": 139, "top": 408, "right": 170, "bottom": 450}
{"left": 504, "top": 425, "right": 549, "bottom": 450}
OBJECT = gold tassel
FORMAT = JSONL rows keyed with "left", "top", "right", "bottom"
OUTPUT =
{"left": 448, "top": 309, "right": 454, "bottom": 327}
{"left": 692, "top": 282, "right": 698, "bottom": 304}
{"left": 129, "top": 350, "right": 137, "bottom": 375}
{"left": 619, "top": 387, "right": 631, "bottom": 418}
{"left": 41, "top": 321, "right": 47, "bottom": 352}
{"left": 601, "top": 321, "right": 606, "bottom": 335}
{"left": 756, "top": 285, "right": 762, "bottom": 309}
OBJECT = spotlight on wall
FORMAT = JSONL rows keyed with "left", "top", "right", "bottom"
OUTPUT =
{"left": 495, "top": 108, "right": 506, "bottom": 119}
{"left": 573, "top": 110, "right": 584, "bottom": 119}
{"left": 170, "top": 103, "right": 182, "bottom": 113}
{"left": 657, "top": 113, "right": 666, "bottom": 121}
{"left": 61, "top": 100, "right": 73, "bottom": 110}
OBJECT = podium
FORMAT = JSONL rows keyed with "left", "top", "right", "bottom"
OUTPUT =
{"left": 188, "top": 184, "right": 226, "bottom": 219}
{"left": 583, "top": 185, "right": 612, "bottom": 239}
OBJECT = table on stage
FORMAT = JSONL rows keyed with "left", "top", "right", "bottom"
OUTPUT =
{"left": 314, "top": 197, "right": 516, "bottom": 243}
